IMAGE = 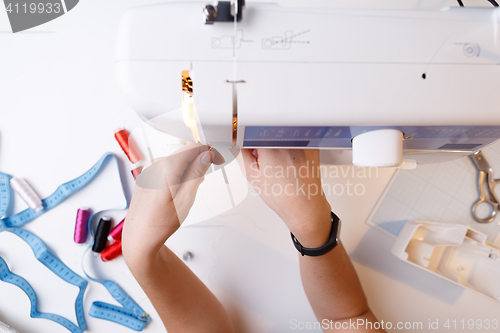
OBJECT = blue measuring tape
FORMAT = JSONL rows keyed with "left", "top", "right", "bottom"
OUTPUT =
{"left": 0, "top": 173, "right": 10, "bottom": 218}
{"left": 0, "top": 153, "right": 150, "bottom": 332}
{"left": 0, "top": 230, "right": 87, "bottom": 333}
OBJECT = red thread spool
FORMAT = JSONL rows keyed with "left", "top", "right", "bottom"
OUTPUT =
{"left": 131, "top": 166, "right": 143, "bottom": 179}
{"left": 114, "top": 128, "right": 143, "bottom": 164}
{"left": 101, "top": 239, "right": 122, "bottom": 262}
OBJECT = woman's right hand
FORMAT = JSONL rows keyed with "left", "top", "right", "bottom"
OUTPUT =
{"left": 241, "top": 149, "right": 332, "bottom": 248}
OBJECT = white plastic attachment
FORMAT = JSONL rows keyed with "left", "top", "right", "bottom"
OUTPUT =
{"left": 0, "top": 320, "right": 19, "bottom": 333}
{"left": 399, "top": 159, "right": 417, "bottom": 170}
{"left": 10, "top": 177, "right": 44, "bottom": 213}
{"left": 392, "top": 221, "right": 500, "bottom": 303}
{"left": 352, "top": 129, "right": 403, "bottom": 167}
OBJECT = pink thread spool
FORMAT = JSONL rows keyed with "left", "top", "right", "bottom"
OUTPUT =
{"left": 74, "top": 207, "right": 91, "bottom": 243}
{"left": 107, "top": 218, "right": 124, "bottom": 245}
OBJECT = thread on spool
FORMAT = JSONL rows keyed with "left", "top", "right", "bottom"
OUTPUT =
{"left": 101, "top": 238, "right": 123, "bottom": 262}
{"left": 74, "top": 207, "right": 91, "bottom": 243}
{"left": 131, "top": 166, "right": 143, "bottom": 179}
{"left": 114, "top": 128, "right": 143, "bottom": 164}
{"left": 107, "top": 218, "right": 124, "bottom": 244}
{"left": 92, "top": 216, "right": 112, "bottom": 253}
{"left": 10, "top": 177, "right": 44, "bottom": 212}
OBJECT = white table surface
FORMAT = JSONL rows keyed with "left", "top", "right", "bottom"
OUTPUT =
{"left": 1, "top": 1, "right": 499, "bottom": 332}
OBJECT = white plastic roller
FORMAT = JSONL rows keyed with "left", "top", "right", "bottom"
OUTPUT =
{"left": 352, "top": 129, "right": 403, "bottom": 167}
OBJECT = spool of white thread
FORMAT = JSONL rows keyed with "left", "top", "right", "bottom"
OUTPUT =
{"left": 0, "top": 320, "right": 19, "bottom": 333}
{"left": 10, "top": 177, "right": 44, "bottom": 213}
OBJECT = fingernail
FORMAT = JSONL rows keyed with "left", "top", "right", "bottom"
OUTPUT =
{"left": 210, "top": 147, "right": 225, "bottom": 164}
{"left": 201, "top": 151, "right": 212, "bottom": 165}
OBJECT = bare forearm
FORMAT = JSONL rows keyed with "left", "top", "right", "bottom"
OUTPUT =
{"left": 241, "top": 149, "right": 385, "bottom": 332}
{"left": 298, "top": 242, "right": 368, "bottom": 320}
{"left": 125, "top": 245, "right": 234, "bottom": 333}
{"left": 122, "top": 143, "right": 233, "bottom": 332}
{"left": 293, "top": 220, "right": 385, "bottom": 332}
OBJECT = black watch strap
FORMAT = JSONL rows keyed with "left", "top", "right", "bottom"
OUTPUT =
{"left": 290, "top": 211, "right": 341, "bottom": 257}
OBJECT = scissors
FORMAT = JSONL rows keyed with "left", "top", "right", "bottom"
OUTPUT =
{"left": 470, "top": 151, "right": 500, "bottom": 223}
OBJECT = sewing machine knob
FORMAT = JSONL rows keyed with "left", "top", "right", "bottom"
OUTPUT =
{"left": 204, "top": 1, "right": 244, "bottom": 23}
{"left": 463, "top": 43, "right": 480, "bottom": 58}
{"left": 352, "top": 129, "right": 403, "bottom": 167}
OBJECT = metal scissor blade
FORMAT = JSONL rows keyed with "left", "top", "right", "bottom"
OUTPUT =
{"left": 470, "top": 151, "right": 492, "bottom": 173}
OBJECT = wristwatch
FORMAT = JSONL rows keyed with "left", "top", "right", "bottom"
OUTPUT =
{"left": 290, "top": 211, "right": 341, "bottom": 257}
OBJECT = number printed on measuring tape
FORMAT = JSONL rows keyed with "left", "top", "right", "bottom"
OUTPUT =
{"left": 1, "top": 155, "right": 107, "bottom": 228}
{"left": 0, "top": 153, "right": 150, "bottom": 332}
{"left": 0, "top": 173, "right": 11, "bottom": 220}
{"left": 0, "top": 244, "right": 86, "bottom": 333}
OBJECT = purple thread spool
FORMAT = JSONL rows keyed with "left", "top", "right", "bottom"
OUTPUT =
{"left": 74, "top": 207, "right": 91, "bottom": 243}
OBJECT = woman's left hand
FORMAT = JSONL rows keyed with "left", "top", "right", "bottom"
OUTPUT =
{"left": 123, "top": 142, "right": 214, "bottom": 268}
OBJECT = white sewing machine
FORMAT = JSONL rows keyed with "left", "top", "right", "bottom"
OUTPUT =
{"left": 115, "top": 1, "right": 500, "bottom": 167}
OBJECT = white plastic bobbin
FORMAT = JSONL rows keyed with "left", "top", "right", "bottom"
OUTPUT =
{"left": 10, "top": 177, "right": 44, "bottom": 212}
